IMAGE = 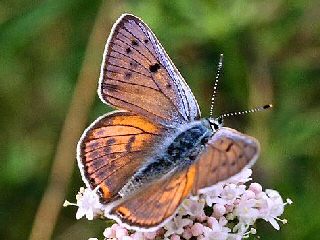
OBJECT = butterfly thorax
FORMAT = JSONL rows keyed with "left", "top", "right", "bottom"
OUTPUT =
{"left": 119, "top": 119, "right": 214, "bottom": 197}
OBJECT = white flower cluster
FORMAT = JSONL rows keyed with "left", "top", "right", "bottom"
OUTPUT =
{"left": 64, "top": 169, "right": 292, "bottom": 240}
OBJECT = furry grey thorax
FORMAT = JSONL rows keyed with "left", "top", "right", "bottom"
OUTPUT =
{"left": 119, "top": 118, "right": 222, "bottom": 197}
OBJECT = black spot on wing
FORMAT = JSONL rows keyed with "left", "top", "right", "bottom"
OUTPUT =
{"left": 104, "top": 146, "right": 111, "bottom": 154}
{"left": 131, "top": 39, "right": 139, "bottom": 46}
{"left": 126, "top": 47, "right": 132, "bottom": 53}
{"left": 126, "top": 135, "right": 136, "bottom": 152}
{"left": 129, "top": 61, "right": 138, "bottom": 69}
{"left": 106, "top": 138, "right": 116, "bottom": 145}
{"left": 125, "top": 72, "right": 132, "bottom": 79}
{"left": 149, "top": 63, "right": 160, "bottom": 73}
{"left": 226, "top": 143, "right": 233, "bottom": 152}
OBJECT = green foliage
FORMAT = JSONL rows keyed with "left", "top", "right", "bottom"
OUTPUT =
{"left": 0, "top": 0, "right": 319, "bottom": 239}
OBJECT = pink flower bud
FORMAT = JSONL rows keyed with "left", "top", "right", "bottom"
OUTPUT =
{"left": 182, "top": 227, "right": 193, "bottom": 239}
{"left": 196, "top": 211, "right": 207, "bottom": 222}
{"left": 207, "top": 217, "right": 218, "bottom": 229}
{"left": 225, "top": 204, "right": 235, "bottom": 212}
{"left": 249, "top": 183, "right": 263, "bottom": 194}
{"left": 191, "top": 223, "right": 204, "bottom": 236}
{"left": 171, "top": 234, "right": 181, "bottom": 240}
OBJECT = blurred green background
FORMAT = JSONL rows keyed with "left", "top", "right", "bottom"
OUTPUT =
{"left": 1, "top": 0, "right": 319, "bottom": 239}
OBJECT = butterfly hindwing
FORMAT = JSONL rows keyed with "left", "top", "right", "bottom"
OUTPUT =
{"left": 99, "top": 14, "right": 200, "bottom": 127}
{"left": 192, "top": 127, "right": 260, "bottom": 194}
{"left": 108, "top": 165, "right": 196, "bottom": 229}
{"left": 77, "top": 111, "right": 165, "bottom": 203}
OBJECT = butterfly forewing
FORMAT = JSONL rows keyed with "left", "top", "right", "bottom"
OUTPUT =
{"left": 192, "top": 127, "right": 260, "bottom": 194}
{"left": 99, "top": 14, "right": 200, "bottom": 127}
{"left": 77, "top": 111, "right": 165, "bottom": 203}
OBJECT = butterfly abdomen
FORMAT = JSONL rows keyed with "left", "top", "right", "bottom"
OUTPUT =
{"left": 119, "top": 121, "right": 212, "bottom": 197}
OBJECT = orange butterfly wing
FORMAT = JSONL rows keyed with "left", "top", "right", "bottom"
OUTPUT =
{"left": 192, "top": 127, "right": 260, "bottom": 194}
{"left": 99, "top": 14, "right": 200, "bottom": 127}
{"left": 77, "top": 111, "right": 165, "bottom": 203}
{"left": 105, "top": 127, "right": 259, "bottom": 229}
{"left": 108, "top": 165, "right": 196, "bottom": 229}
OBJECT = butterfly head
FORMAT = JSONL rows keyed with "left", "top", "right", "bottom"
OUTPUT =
{"left": 208, "top": 117, "right": 223, "bottom": 132}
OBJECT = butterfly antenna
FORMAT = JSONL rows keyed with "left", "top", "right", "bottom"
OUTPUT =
{"left": 209, "top": 53, "right": 224, "bottom": 117}
{"left": 217, "top": 104, "right": 273, "bottom": 121}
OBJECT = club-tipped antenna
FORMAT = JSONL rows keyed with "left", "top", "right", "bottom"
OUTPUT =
{"left": 217, "top": 104, "right": 273, "bottom": 121}
{"left": 209, "top": 54, "right": 224, "bottom": 117}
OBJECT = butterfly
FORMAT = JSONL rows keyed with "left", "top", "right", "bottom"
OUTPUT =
{"left": 77, "top": 13, "right": 270, "bottom": 231}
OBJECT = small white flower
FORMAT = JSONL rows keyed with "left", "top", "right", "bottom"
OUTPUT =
{"left": 75, "top": 187, "right": 103, "bottom": 220}
{"left": 103, "top": 227, "right": 115, "bottom": 238}
{"left": 164, "top": 215, "right": 192, "bottom": 237}
{"left": 220, "top": 184, "right": 246, "bottom": 204}
{"left": 232, "top": 222, "right": 249, "bottom": 236}
{"left": 266, "top": 189, "right": 284, "bottom": 216}
{"left": 115, "top": 228, "right": 128, "bottom": 238}
{"left": 213, "top": 204, "right": 226, "bottom": 217}
{"left": 182, "top": 198, "right": 205, "bottom": 218}
{"left": 259, "top": 189, "right": 285, "bottom": 230}
{"left": 234, "top": 198, "right": 259, "bottom": 224}
{"left": 207, "top": 216, "right": 229, "bottom": 232}
{"left": 204, "top": 184, "right": 224, "bottom": 207}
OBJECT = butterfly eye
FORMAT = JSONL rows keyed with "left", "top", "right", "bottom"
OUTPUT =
{"left": 213, "top": 123, "right": 219, "bottom": 130}
{"left": 217, "top": 118, "right": 223, "bottom": 124}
